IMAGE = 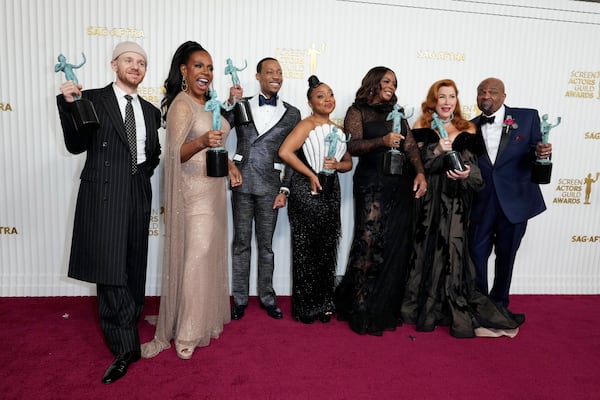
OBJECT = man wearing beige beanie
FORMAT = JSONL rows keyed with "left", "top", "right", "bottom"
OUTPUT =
{"left": 56, "top": 41, "right": 161, "bottom": 384}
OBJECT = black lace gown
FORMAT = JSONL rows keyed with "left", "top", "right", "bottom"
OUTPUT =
{"left": 334, "top": 102, "right": 425, "bottom": 335}
{"left": 400, "top": 128, "right": 522, "bottom": 338}
{"left": 288, "top": 150, "right": 341, "bottom": 322}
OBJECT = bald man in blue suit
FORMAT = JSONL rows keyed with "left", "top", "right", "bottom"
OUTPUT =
{"left": 469, "top": 77, "right": 552, "bottom": 318}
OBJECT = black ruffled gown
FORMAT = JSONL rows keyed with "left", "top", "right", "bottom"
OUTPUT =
{"left": 401, "top": 128, "right": 522, "bottom": 338}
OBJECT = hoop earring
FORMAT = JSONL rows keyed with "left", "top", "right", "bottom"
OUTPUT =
{"left": 181, "top": 77, "right": 188, "bottom": 92}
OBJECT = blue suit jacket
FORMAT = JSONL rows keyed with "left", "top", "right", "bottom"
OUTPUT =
{"left": 471, "top": 106, "right": 546, "bottom": 224}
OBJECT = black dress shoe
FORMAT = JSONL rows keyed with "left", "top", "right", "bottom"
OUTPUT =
{"left": 101, "top": 351, "right": 141, "bottom": 384}
{"left": 231, "top": 304, "right": 247, "bottom": 320}
{"left": 260, "top": 303, "right": 283, "bottom": 319}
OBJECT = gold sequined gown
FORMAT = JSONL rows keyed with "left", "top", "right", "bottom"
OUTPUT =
{"left": 142, "top": 92, "right": 231, "bottom": 357}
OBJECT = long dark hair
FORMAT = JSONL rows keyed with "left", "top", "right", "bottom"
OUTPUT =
{"left": 354, "top": 66, "right": 397, "bottom": 106}
{"left": 161, "top": 41, "right": 207, "bottom": 122}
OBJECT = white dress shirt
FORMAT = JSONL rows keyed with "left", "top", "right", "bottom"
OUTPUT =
{"left": 481, "top": 105, "right": 505, "bottom": 164}
{"left": 113, "top": 84, "right": 147, "bottom": 164}
{"left": 252, "top": 93, "right": 282, "bottom": 136}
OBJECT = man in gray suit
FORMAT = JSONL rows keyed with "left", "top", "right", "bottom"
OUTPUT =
{"left": 56, "top": 42, "right": 161, "bottom": 384}
{"left": 225, "top": 57, "right": 301, "bottom": 320}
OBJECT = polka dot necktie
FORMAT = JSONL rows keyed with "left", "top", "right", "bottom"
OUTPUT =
{"left": 124, "top": 95, "right": 137, "bottom": 174}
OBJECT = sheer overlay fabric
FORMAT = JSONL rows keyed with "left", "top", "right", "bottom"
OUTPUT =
{"left": 401, "top": 128, "right": 521, "bottom": 338}
{"left": 335, "top": 102, "right": 424, "bottom": 335}
{"left": 142, "top": 92, "right": 231, "bottom": 357}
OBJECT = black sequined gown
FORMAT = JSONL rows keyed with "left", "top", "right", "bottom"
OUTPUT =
{"left": 334, "top": 101, "right": 425, "bottom": 335}
{"left": 288, "top": 148, "right": 341, "bottom": 322}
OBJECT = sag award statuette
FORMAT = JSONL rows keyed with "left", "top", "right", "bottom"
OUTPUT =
{"left": 383, "top": 104, "right": 412, "bottom": 175}
{"left": 531, "top": 114, "right": 561, "bottom": 184}
{"left": 224, "top": 58, "right": 252, "bottom": 125}
{"left": 302, "top": 125, "right": 350, "bottom": 193}
{"left": 431, "top": 112, "right": 465, "bottom": 172}
{"left": 205, "top": 90, "right": 234, "bottom": 177}
{"left": 54, "top": 53, "right": 99, "bottom": 132}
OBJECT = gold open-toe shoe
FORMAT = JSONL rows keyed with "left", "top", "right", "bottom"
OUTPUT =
{"left": 175, "top": 344, "right": 194, "bottom": 360}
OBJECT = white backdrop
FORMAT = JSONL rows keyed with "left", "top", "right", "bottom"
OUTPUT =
{"left": 1, "top": 0, "right": 599, "bottom": 296}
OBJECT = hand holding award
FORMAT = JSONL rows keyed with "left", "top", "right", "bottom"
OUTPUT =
{"left": 531, "top": 113, "right": 560, "bottom": 184}
{"left": 55, "top": 52, "right": 99, "bottom": 133}
{"left": 431, "top": 112, "right": 465, "bottom": 172}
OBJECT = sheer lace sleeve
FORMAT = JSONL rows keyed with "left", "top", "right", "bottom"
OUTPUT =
{"left": 345, "top": 105, "right": 386, "bottom": 156}
{"left": 403, "top": 120, "right": 425, "bottom": 175}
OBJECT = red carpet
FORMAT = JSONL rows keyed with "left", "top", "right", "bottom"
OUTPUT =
{"left": 1, "top": 295, "right": 598, "bottom": 399}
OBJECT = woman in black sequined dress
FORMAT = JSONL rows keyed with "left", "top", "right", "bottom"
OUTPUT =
{"left": 334, "top": 67, "right": 427, "bottom": 335}
{"left": 279, "top": 76, "right": 353, "bottom": 324}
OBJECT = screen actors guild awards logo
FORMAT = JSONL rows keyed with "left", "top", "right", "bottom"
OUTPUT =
{"left": 565, "top": 70, "right": 600, "bottom": 99}
{"left": 275, "top": 43, "right": 326, "bottom": 79}
{"left": 554, "top": 172, "right": 600, "bottom": 205}
{"left": 148, "top": 207, "right": 164, "bottom": 237}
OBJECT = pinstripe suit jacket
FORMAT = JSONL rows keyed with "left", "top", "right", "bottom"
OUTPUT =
{"left": 224, "top": 95, "right": 301, "bottom": 196}
{"left": 57, "top": 84, "right": 161, "bottom": 285}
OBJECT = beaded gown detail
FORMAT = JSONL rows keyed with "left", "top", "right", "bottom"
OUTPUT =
{"left": 288, "top": 126, "right": 342, "bottom": 322}
{"left": 141, "top": 92, "right": 231, "bottom": 357}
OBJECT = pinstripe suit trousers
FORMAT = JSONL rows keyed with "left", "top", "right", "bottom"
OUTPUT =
{"left": 97, "top": 170, "right": 150, "bottom": 355}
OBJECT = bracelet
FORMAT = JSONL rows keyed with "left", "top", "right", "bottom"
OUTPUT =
{"left": 279, "top": 189, "right": 289, "bottom": 197}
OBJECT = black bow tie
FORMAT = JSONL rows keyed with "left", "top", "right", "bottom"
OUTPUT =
{"left": 259, "top": 94, "right": 277, "bottom": 107}
{"left": 480, "top": 115, "right": 495, "bottom": 125}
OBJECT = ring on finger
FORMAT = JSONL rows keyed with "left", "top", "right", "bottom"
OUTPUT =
{"left": 393, "top": 140, "right": 400, "bottom": 145}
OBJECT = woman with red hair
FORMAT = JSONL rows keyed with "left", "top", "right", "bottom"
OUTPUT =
{"left": 401, "top": 79, "right": 522, "bottom": 338}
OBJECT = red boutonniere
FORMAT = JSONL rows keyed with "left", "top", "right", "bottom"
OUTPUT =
{"left": 503, "top": 115, "right": 519, "bottom": 134}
